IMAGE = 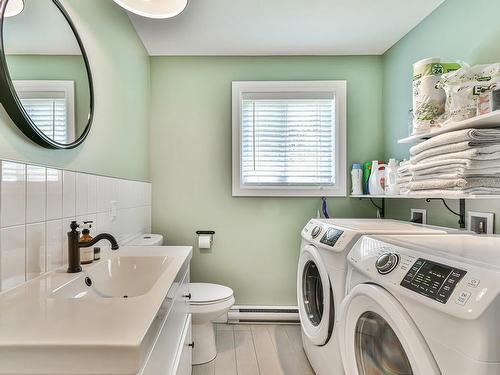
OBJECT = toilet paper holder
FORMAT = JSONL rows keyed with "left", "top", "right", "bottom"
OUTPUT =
{"left": 196, "top": 231, "right": 215, "bottom": 235}
{"left": 196, "top": 230, "right": 215, "bottom": 249}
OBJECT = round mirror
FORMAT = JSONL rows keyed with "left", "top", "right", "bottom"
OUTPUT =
{"left": 0, "top": 0, "right": 93, "bottom": 149}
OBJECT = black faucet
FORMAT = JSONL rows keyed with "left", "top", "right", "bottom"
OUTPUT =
{"left": 67, "top": 221, "right": 119, "bottom": 273}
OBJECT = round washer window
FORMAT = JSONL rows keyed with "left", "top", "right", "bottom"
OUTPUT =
{"left": 355, "top": 311, "right": 413, "bottom": 375}
{"left": 302, "top": 260, "right": 324, "bottom": 326}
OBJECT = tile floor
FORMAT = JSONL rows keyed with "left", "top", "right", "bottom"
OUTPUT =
{"left": 193, "top": 324, "right": 314, "bottom": 375}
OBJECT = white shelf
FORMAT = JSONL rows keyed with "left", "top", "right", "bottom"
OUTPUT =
{"left": 398, "top": 110, "right": 500, "bottom": 145}
{"left": 350, "top": 194, "right": 408, "bottom": 199}
{"left": 350, "top": 194, "right": 500, "bottom": 200}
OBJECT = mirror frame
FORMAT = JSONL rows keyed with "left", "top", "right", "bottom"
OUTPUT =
{"left": 0, "top": 0, "right": 94, "bottom": 149}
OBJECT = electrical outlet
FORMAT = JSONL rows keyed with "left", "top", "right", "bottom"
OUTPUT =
{"left": 467, "top": 211, "right": 494, "bottom": 234}
{"left": 410, "top": 208, "right": 427, "bottom": 224}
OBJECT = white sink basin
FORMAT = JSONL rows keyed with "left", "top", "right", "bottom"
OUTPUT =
{"left": 50, "top": 256, "right": 172, "bottom": 299}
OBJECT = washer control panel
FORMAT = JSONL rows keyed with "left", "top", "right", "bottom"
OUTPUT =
{"left": 320, "top": 228, "right": 344, "bottom": 247}
{"left": 400, "top": 258, "right": 467, "bottom": 304}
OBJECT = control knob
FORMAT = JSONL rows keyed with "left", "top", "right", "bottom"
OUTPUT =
{"left": 311, "top": 225, "right": 322, "bottom": 239}
{"left": 376, "top": 253, "right": 399, "bottom": 274}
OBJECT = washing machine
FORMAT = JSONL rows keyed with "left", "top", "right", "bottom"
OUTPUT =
{"left": 298, "top": 219, "right": 460, "bottom": 375}
{"left": 339, "top": 234, "right": 500, "bottom": 375}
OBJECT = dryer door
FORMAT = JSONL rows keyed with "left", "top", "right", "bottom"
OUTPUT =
{"left": 339, "top": 284, "right": 440, "bottom": 375}
{"left": 298, "top": 245, "right": 333, "bottom": 346}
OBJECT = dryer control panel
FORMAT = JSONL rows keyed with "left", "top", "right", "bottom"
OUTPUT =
{"left": 401, "top": 258, "right": 467, "bottom": 304}
{"left": 301, "top": 220, "right": 357, "bottom": 253}
{"left": 320, "top": 228, "right": 344, "bottom": 247}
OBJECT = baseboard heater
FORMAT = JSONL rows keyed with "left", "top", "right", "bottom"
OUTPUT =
{"left": 226, "top": 305, "right": 299, "bottom": 323}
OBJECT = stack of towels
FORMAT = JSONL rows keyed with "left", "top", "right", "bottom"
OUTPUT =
{"left": 397, "top": 160, "right": 412, "bottom": 195}
{"left": 401, "top": 128, "right": 500, "bottom": 196}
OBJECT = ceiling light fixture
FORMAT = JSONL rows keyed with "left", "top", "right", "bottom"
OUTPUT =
{"left": 113, "top": 0, "right": 188, "bottom": 19}
{"left": 4, "top": 0, "right": 24, "bottom": 17}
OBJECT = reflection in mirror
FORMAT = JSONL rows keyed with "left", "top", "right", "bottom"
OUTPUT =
{"left": 3, "top": 0, "right": 91, "bottom": 145}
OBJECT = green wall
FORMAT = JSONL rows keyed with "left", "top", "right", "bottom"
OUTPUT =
{"left": 0, "top": 0, "right": 150, "bottom": 181}
{"left": 150, "top": 56, "right": 384, "bottom": 305}
{"left": 7, "top": 55, "right": 90, "bottom": 137}
{"left": 382, "top": 0, "right": 500, "bottom": 231}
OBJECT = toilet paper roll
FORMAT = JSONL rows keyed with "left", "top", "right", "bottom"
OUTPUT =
{"left": 198, "top": 234, "right": 212, "bottom": 249}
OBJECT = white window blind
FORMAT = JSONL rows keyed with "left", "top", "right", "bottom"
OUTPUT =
{"left": 241, "top": 97, "right": 335, "bottom": 186}
{"left": 232, "top": 81, "right": 347, "bottom": 197}
{"left": 13, "top": 80, "right": 75, "bottom": 144}
{"left": 20, "top": 96, "right": 68, "bottom": 143}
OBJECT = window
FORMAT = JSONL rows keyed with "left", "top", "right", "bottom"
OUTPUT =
{"left": 13, "top": 80, "right": 75, "bottom": 143}
{"left": 232, "top": 81, "right": 346, "bottom": 197}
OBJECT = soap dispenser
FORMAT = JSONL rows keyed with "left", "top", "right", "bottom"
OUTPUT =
{"left": 79, "top": 221, "right": 94, "bottom": 264}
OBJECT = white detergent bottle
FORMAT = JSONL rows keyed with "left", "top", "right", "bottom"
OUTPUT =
{"left": 385, "top": 158, "right": 400, "bottom": 196}
{"left": 368, "top": 160, "right": 386, "bottom": 195}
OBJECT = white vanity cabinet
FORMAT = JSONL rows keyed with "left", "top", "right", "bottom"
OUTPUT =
{"left": 0, "top": 246, "right": 193, "bottom": 375}
{"left": 140, "top": 261, "right": 192, "bottom": 375}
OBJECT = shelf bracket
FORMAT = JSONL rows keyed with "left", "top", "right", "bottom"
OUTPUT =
{"left": 368, "top": 197, "right": 385, "bottom": 218}
{"left": 425, "top": 198, "right": 466, "bottom": 229}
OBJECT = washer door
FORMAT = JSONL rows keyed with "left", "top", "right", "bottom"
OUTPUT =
{"left": 339, "top": 284, "right": 440, "bottom": 375}
{"left": 298, "top": 244, "right": 333, "bottom": 346}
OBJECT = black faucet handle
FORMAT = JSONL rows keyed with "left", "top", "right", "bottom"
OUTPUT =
{"left": 70, "top": 221, "right": 79, "bottom": 230}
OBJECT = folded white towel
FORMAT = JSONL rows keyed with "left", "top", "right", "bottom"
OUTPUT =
{"left": 411, "top": 148, "right": 500, "bottom": 165}
{"left": 397, "top": 161, "right": 411, "bottom": 176}
{"left": 407, "top": 177, "right": 500, "bottom": 191}
{"left": 411, "top": 142, "right": 500, "bottom": 164}
{"left": 397, "top": 176, "right": 412, "bottom": 184}
{"left": 410, "top": 128, "right": 500, "bottom": 156}
{"left": 410, "top": 158, "right": 500, "bottom": 172}
{"left": 407, "top": 187, "right": 500, "bottom": 197}
{"left": 412, "top": 171, "right": 500, "bottom": 180}
{"left": 412, "top": 163, "right": 500, "bottom": 177}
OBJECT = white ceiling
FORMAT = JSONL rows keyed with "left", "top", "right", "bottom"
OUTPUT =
{"left": 126, "top": 0, "right": 445, "bottom": 56}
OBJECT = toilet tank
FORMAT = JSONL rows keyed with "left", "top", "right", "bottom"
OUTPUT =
{"left": 127, "top": 234, "right": 164, "bottom": 246}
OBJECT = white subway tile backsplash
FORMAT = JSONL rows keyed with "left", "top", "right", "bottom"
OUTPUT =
{"left": 0, "top": 160, "right": 151, "bottom": 293}
{"left": 0, "top": 225, "right": 26, "bottom": 291}
{"left": 26, "top": 223, "right": 46, "bottom": 280}
{"left": 95, "top": 211, "right": 113, "bottom": 238}
{"left": 145, "top": 206, "right": 152, "bottom": 233}
{"left": 46, "top": 220, "right": 64, "bottom": 272}
{"left": 97, "top": 176, "right": 112, "bottom": 213}
{"left": 87, "top": 174, "right": 97, "bottom": 214}
{"left": 1, "top": 161, "right": 26, "bottom": 227}
{"left": 75, "top": 173, "right": 89, "bottom": 216}
{"left": 26, "top": 165, "right": 47, "bottom": 224}
{"left": 62, "top": 171, "right": 76, "bottom": 218}
{"left": 47, "top": 168, "right": 63, "bottom": 221}
{"left": 145, "top": 184, "right": 152, "bottom": 208}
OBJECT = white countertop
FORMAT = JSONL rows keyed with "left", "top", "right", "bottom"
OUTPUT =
{"left": 0, "top": 245, "right": 192, "bottom": 375}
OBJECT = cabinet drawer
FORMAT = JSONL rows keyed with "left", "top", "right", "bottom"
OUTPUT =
{"left": 173, "top": 315, "right": 192, "bottom": 375}
{"left": 140, "top": 268, "right": 190, "bottom": 375}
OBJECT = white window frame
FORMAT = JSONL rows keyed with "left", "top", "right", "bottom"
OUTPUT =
{"left": 232, "top": 80, "right": 347, "bottom": 197}
{"left": 13, "top": 80, "right": 76, "bottom": 143}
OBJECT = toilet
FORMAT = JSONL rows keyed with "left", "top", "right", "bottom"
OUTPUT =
{"left": 128, "top": 233, "right": 235, "bottom": 364}
{"left": 127, "top": 234, "right": 164, "bottom": 246}
{"left": 190, "top": 283, "right": 235, "bottom": 364}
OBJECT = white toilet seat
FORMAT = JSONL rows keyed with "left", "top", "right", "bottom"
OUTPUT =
{"left": 189, "top": 283, "right": 233, "bottom": 304}
{"left": 190, "top": 296, "right": 234, "bottom": 306}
